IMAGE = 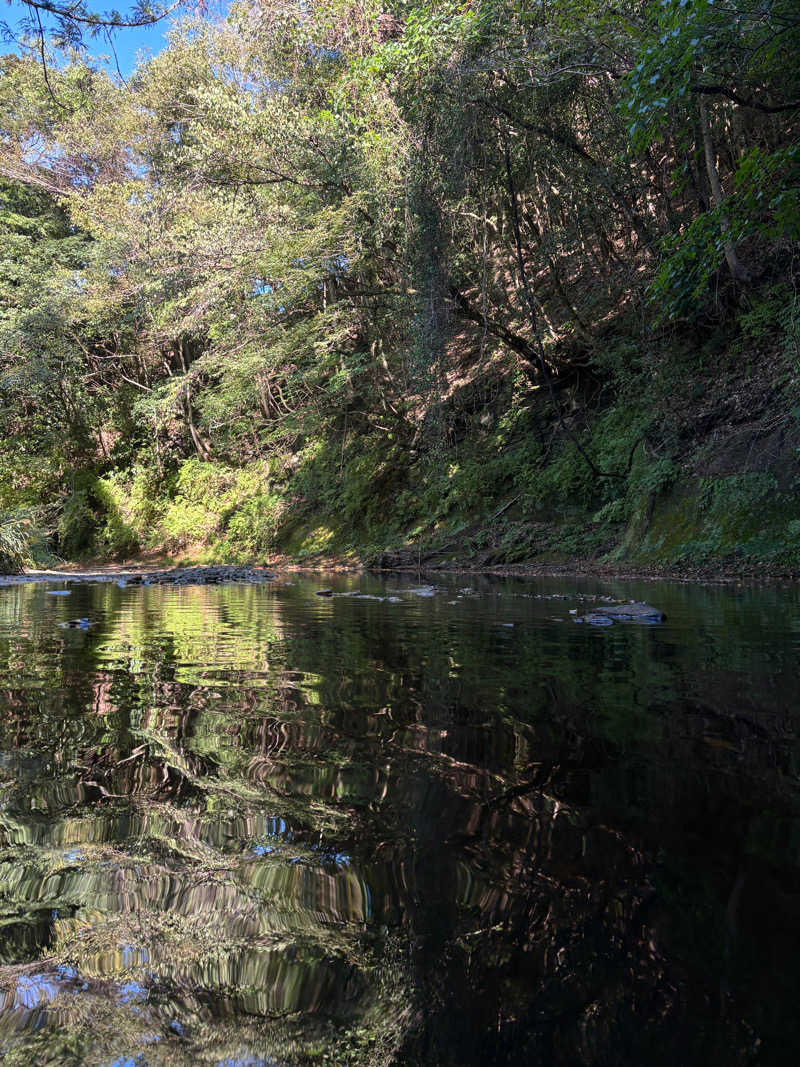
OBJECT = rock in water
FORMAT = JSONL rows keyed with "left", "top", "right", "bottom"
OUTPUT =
{"left": 601, "top": 602, "right": 665, "bottom": 621}
{"left": 579, "top": 602, "right": 666, "bottom": 624}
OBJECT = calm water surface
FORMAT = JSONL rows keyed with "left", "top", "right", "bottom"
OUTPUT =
{"left": 0, "top": 572, "right": 799, "bottom": 1065}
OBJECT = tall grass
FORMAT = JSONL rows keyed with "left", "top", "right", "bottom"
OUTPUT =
{"left": 0, "top": 510, "right": 41, "bottom": 574}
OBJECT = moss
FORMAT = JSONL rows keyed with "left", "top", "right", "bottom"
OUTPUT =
{"left": 630, "top": 473, "right": 800, "bottom": 564}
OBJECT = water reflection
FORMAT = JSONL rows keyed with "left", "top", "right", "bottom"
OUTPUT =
{"left": 0, "top": 574, "right": 798, "bottom": 1064}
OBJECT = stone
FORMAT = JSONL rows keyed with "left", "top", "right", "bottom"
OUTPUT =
{"left": 578, "top": 602, "right": 665, "bottom": 625}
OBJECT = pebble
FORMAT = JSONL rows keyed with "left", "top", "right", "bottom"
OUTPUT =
{"left": 111, "top": 566, "right": 276, "bottom": 587}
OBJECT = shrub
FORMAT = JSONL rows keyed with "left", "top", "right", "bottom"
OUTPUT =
{"left": 58, "top": 489, "right": 97, "bottom": 558}
{"left": 57, "top": 477, "right": 139, "bottom": 560}
{"left": 94, "top": 478, "right": 139, "bottom": 559}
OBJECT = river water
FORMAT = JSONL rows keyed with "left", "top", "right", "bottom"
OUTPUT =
{"left": 0, "top": 572, "right": 798, "bottom": 1065}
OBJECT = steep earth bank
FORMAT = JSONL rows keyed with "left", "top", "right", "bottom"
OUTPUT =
{"left": 47, "top": 339, "right": 800, "bottom": 583}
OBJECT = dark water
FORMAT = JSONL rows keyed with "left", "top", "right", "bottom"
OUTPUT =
{"left": 0, "top": 573, "right": 799, "bottom": 1066}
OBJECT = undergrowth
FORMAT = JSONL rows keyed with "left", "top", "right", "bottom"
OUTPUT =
{"left": 29, "top": 285, "right": 800, "bottom": 572}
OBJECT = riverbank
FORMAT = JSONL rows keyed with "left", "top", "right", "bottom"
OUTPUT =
{"left": 0, "top": 564, "right": 276, "bottom": 587}
{"left": 5, "top": 551, "right": 795, "bottom": 587}
{"left": 46, "top": 349, "right": 799, "bottom": 585}
{"left": 5, "top": 290, "right": 799, "bottom": 586}
{"left": 369, "top": 557, "right": 800, "bottom": 584}
{"left": 6, "top": 350, "right": 800, "bottom": 590}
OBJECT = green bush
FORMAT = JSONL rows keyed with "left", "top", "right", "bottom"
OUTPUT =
{"left": 128, "top": 464, "right": 169, "bottom": 534}
{"left": 220, "top": 492, "right": 286, "bottom": 556}
{"left": 152, "top": 458, "right": 279, "bottom": 555}
{"left": 56, "top": 477, "right": 139, "bottom": 560}
{"left": 94, "top": 478, "right": 139, "bottom": 559}
{"left": 58, "top": 489, "right": 97, "bottom": 558}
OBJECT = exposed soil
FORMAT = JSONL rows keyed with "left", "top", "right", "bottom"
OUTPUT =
{"left": 366, "top": 558, "right": 800, "bottom": 584}
{"left": 5, "top": 551, "right": 795, "bottom": 587}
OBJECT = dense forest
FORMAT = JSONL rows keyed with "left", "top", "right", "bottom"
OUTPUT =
{"left": 1, "top": 0, "right": 799, "bottom": 573}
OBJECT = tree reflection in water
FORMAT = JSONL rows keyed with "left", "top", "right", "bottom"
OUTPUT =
{"left": 0, "top": 575, "right": 798, "bottom": 1064}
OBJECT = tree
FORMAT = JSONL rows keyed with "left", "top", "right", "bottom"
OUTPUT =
{"left": 624, "top": 0, "right": 800, "bottom": 312}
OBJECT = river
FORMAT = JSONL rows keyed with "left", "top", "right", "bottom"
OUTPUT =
{"left": 0, "top": 572, "right": 798, "bottom": 1065}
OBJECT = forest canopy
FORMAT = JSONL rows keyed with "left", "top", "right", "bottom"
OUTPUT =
{"left": 1, "top": 0, "right": 799, "bottom": 570}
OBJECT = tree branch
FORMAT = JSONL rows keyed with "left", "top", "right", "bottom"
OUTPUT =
{"left": 502, "top": 127, "right": 625, "bottom": 481}
{"left": 20, "top": 0, "right": 182, "bottom": 30}
{"left": 691, "top": 83, "right": 800, "bottom": 114}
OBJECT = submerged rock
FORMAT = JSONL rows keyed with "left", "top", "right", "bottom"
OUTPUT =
{"left": 576, "top": 601, "right": 666, "bottom": 625}
{"left": 599, "top": 602, "right": 666, "bottom": 621}
{"left": 576, "top": 613, "right": 615, "bottom": 627}
{"left": 337, "top": 592, "right": 403, "bottom": 603}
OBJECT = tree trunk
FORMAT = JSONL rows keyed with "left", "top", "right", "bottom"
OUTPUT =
{"left": 697, "top": 94, "right": 751, "bottom": 284}
{"left": 184, "top": 384, "right": 212, "bottom": 460}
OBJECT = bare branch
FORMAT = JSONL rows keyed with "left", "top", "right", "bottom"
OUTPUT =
{"left": 20, "top": 0, "right": 182, "bottom": 31}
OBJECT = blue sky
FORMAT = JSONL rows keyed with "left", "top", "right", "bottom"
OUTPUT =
{"left": 1, "top": 0, "right": 172, "bottom": 76}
